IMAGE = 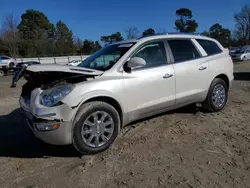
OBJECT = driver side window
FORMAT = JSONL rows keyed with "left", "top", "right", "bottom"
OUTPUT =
{"left": 132, "top": 41, "right": 168, "bottom": 69}
{"left": 89, "top": 54, "right": 120, "bottom": 69}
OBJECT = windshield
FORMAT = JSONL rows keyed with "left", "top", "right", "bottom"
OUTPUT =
{"left": 78, "top": 42, "right": 135, "bottom": 71}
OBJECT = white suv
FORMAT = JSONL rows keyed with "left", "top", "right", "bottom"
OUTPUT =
{"left": 19, "top": 33, "right": 234, "bottom": 154}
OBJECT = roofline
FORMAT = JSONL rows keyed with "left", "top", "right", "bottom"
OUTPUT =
{"left": 106, "top": 39, "right": 137, "bottom": 46}
{"left": 136, "top": 32, "right": 206, "bottom": 40}
{"left": 105, "top": 32, "right": 215, "bottom": 46}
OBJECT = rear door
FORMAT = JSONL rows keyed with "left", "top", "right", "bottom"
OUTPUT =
{"left": 167, "top": 38, "right": 209, "bottom": 105}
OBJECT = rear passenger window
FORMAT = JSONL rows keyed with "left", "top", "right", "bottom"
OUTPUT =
{"left": 196, "top": 39, "right": 222, "bottom": 56}
{"left": 168, "top": 39, "right": 201, "bottom": 63}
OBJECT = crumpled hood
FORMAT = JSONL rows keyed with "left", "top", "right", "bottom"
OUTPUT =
{"left": 26, "top": 64, "right": 104, "bottom": 76}
{"left": 18, "top": 64, "right": 104, "bottom": 98}
{"left": 11, "top": 63, "right": 104, "bottom": 91}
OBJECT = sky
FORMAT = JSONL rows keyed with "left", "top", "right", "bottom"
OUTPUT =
{"left": 0, "top": 0, "right": 249, "bottom": 41}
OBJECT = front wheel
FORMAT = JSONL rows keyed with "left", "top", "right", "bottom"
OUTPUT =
{"left": 202, "top": 78, "right": 228, "bottom": 112}
{"left": 0, "top": 69, "right": 5, "bottom": 76}
{"left": 72, "top": 101, "right": 120, "bottom": 154}
{"left": 9, "top": 62, "right": 15, "bottom": 68}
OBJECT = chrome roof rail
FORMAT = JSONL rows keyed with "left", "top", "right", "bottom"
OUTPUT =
{"left": 137, "top": 32, "right": 205, "bottom": 39}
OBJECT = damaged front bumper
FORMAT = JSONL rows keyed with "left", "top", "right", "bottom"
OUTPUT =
{"left": 22, "top": 110, "right": 73, "bottom": 145}
{"left": 19, "top": 91, "right": 77, "bottom": 145}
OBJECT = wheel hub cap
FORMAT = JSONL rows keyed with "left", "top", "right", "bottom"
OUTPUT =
{"left": 81, "top": 111, "right": 114, "bottom": 148}
{"left": 212, "top": 84, "right": 226, "bottom": 108}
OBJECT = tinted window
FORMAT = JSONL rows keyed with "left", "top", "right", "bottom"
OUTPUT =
{"left": 168, "top": 39, "right": 201, "bottom": 63}
{"left": 196, "top": 39, "right": 222, "bottom": 55}
{"left": 132, "top": 41, "right": 167, "bottom": 68}
{"left": 1, "top": 56, "right": 9, "bottom": 60}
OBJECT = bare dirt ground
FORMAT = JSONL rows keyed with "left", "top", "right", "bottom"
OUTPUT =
{"left": 0, "top": 61, "right": 250, "bottom": 188}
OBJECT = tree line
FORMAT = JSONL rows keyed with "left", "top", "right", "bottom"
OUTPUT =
{"left": 0, "top": 4, "right": 249, "bottom": 58}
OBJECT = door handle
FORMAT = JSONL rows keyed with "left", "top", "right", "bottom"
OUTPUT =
{"left": 163, "top": 74, "right": 173, "bottom": 79}
{"left": 199, "top": 66, "right": 207, "bottom": 71}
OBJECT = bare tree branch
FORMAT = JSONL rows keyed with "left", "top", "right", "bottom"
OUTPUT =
{"left": 0, "top": 13, "right": 20, "bottom": 57}
{"left": 125, "top": 26, "right": 140, "bottom": 39}
{"left": 234, "top": 4, "right": 250, "bottom": 44}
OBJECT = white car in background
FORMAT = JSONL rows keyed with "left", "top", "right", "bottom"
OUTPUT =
{"left": 0, "top": 56, "right": 17, "bottom": 68}
{"left": 67, "top": 60, "right": 82, "bottom": 66}
{"left": 231, "top": 46, "right": 250, "bottom": 61}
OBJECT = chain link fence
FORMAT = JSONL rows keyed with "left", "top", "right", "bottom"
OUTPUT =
{"left": 16, "top": 55, "right": 90, "bottom": 64}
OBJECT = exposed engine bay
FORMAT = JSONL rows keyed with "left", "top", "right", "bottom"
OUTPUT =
{"left": 21, "top": 70, "right": 96, "bottom": 99}
{"left": 11, "top": 64, "right": 104, "bottom": 103}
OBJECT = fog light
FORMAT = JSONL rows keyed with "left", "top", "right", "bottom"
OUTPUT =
{"left": 35, "top": 122, "right": 60, "bottom": 131}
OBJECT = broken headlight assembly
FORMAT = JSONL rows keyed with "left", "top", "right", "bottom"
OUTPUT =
{"left": 40, "top": 84, "right": 75, "bottom": 107}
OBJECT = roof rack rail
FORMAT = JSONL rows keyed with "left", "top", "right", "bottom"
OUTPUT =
{"left": 165, "top": 32, "right": 205, "bottom": 36}
{"left": 137, "top": 32, "right": 205, "bottom": 39}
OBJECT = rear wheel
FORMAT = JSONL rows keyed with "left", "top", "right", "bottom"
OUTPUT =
{"left": 203, "top": 78, "right": 228, "bottom": 112}
{"left": 72, "top": 101, "right": 120, "bottom": 154}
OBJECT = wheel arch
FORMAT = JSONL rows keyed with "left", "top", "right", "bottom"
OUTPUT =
{"left": 214, "top": 74, "right": 229, "bottom": 89}
{"left": 76, "top": 96, "right": 124, "bottom": 128}
{"left": 203, "top": 73, "right": 230, "bottom": 112}
{"left": 8, "top": 61, "right": 15, "bottom": 68}
{"left": 204, "top": 73, "right": 230, "bottom": 101}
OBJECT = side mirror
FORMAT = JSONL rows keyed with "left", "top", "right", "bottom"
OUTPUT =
{"left": 127, "top": 57, "right": 146, "bottom": 68}
{"left": 124, "top": 57, "right": 146, "bottom": 72}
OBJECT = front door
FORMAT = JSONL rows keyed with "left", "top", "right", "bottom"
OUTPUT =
{"left": 123, "top": 40, "right": 175, "bottom": 121}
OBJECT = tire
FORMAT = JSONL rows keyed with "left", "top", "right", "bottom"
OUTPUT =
{"left": 0, "top": 70, "right": 5, "bottom": 76}
{"left": 202, "top": 78, "right": 228, "bottom": 112}
{"left": 9, "top": 62, "right": 15, "bottom": 68}
{"left": 242, "top": 56, "right": 247, "bottom": 61}
{"left": 72, "top": 101, "right": 120, "bottom": 154}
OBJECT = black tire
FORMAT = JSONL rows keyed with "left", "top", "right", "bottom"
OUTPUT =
{"left": 0, "top": 70, "right": 5, "bottom": 76}
{"left": 72, "top": 101, "right": 120, "bottom": 154}
{"left": 202, "top": 78, "right": 228, "bottom": 112}
{"left": 9, "top": 62, "right": 15, "bottom": 68}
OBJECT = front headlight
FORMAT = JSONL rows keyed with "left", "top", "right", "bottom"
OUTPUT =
{"left": 40, "top": 84, "right": 75, "bottom": 107}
